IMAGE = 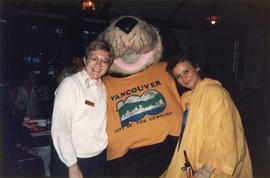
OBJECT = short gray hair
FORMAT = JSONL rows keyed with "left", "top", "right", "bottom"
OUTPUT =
{"left": 85, "top": 40, "right": 115, "bottom": 61}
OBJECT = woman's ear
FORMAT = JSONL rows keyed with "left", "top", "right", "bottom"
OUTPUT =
{"left": 83, "top": 57, "right": 87, "bottom": 66}
{"left": 196, "top": 67, "right": 200, "bottom": 72}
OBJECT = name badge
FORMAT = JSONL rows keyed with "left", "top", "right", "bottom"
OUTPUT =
{"left": 85, "top": 100, "right": 95, "bottom": 107}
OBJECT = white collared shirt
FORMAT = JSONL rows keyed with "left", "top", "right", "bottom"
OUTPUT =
{"left": 15, "top": 86, "right": 39, "bottom": 117}
{"left": 51, "top": 69, "right": 107, "bottom": 167}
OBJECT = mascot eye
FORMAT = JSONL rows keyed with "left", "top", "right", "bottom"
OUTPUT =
{"left": 115, "top": 17, "right": 138, "bottom": 34}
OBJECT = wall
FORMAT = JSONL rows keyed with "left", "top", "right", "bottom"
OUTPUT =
{"left": 243, "top": 29, "right": 266, "bottom": 88}
{"left": 171, "top": 28, "right": 209, "bottom": 66}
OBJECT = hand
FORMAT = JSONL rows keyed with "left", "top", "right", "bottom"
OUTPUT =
{"left": 15, "top": 143, "right": 38, "bottom": 157}
{"left": 193, "top": 164, "right": 215, "bottom": 178}
{"left": 69, "top": 163, "right": 83, "bottom": 178}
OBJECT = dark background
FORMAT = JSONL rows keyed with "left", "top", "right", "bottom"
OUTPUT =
{"left": 0, "top": 0, "right": 269, "bottom": 177}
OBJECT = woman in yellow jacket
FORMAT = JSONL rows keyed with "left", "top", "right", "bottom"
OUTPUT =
{"left": 162, "top": 52, "right": 253, "bottom": 178}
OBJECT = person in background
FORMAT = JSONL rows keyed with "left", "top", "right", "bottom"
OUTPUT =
{"left": 162, "top": 52, "right": 253, "bottom": 178}
{"left": 14, "top": 71, "right": 51, "bottom": 176}
{"left": 57, "top": 56, "right": 84, "bottom": 84}
{"left": 15, "top": 71, "right": 39, "bottom": 117}
{"left": 35, "top": 74, "right": 54, "bottom": 118}
{"left": 51, "top": 40, "right": 114, "bottom": 178}
{"left": 1, "top": 80, "right": 44, "bottom": 176}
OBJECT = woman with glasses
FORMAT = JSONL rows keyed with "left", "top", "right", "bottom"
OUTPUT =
{"left": 51, "top": 40, "right": 114, "bottom": 178}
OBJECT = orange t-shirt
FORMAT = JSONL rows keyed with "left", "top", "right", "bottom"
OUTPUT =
{"left": 102, "top": 62, "right": 183, "bottom": 160}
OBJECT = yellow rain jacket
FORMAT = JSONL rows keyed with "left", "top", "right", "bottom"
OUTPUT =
{"left": 162, "top": 78, "right": 253, "bottom": 178}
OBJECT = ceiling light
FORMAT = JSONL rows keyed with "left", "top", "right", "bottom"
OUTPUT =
{"left": 82, "top": 0, "right": 96, "bottom": 11}
{"left": 205, "top": 15, "right": 221, "bottom": 25}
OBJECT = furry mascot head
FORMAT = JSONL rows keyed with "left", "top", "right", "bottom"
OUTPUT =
{"left": 100, "top": 15, "right": 182, "bottom": 177}
{"left": 99, "top": 15, "right": 163, "bottom": 76}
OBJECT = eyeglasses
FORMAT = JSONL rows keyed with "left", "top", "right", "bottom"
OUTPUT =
{"left": 87, "top": 55, "right": 111, "bottom": 67}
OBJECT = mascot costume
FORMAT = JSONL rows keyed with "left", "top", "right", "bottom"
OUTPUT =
{"left": 99, "top": 15, "right": 183, "bottom": 177}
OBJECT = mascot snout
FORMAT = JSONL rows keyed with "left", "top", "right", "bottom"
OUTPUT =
{"left": 99, "top": 15, "right": 163, "bottom": 75}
